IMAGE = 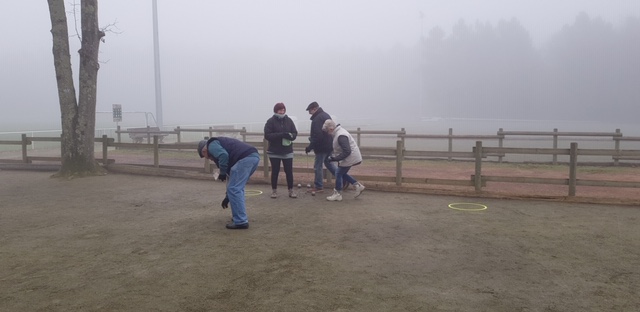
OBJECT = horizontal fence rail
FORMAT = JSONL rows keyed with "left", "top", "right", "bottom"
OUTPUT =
{"left": 2, "top": 127, "right": 640, "bottom": 199}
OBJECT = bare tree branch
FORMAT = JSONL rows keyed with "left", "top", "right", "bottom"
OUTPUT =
{"left": 68, "top": 0, "right": 81, "bottom": 43}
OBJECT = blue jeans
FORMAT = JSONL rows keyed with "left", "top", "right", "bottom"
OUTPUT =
{"left": 227, "top": 153, "right": 260, "bottom": 225}
{"left": 334, "top": 166, "right": 358, "bottom": 192}
{"left": 314, "top": 152, "right": 337, "bottom": 189}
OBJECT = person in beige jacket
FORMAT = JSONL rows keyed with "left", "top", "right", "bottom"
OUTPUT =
{"left": 321, "top": 119, "right": 366, "bottom": 201}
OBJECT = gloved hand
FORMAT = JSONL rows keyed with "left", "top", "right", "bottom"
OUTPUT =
{"left": 221, "top": 196, "right": 229, "bottom": 209}
{"left": 218, "top": 173, "right": 227, "bottom": 182}
{"left": 305, "top": 146, "right": 311, "bottom": 154}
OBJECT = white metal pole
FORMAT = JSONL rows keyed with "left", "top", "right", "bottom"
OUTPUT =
{"left": 152, "top": 0, "right": 164, "bottom": 128}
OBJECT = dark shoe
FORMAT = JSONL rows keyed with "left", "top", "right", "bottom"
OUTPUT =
{"left": 226, "top": 222, "right": 249, "bottom": 230}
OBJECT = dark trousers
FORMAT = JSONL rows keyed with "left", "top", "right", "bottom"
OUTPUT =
{"left": 269, "top": 157, "right": 294, "bottom": 190}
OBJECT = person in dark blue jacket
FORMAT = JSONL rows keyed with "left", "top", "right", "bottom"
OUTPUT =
{"left": 198, "top": 137, "right": 260, "bottom": 229}
{"left": 304, "top": 101, "right": 339, "bottom": 193}
{"left": 264, "top": 103, "right": 298, "bottom": 198}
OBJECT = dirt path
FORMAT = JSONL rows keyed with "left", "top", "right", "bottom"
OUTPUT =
{"left": 3, "top": 147, "right": 640, "bottom": 204}
{"left": 1, "top": 170, "right": 639, "bottom": 311}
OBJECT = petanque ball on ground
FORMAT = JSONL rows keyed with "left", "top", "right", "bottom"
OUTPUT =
{"left": 297, "top": 183, "right": 301, "bottom": 188}
{"left": 311, "top": 191, "right": 316, "bottom": 196}
{"left": 307, "top": 184, "right": 311, "bottom": 188}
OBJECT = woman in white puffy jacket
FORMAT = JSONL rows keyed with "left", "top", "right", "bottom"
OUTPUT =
{"left": 321, "top": 119, "right": 366, "bottom": 202}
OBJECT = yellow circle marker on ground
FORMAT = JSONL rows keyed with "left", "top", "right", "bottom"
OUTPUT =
{"left": 448, "top": 203, "right": 488, "bottom": 211}
{"left": 245, "top": 189, "right": 263, "bottom": 197}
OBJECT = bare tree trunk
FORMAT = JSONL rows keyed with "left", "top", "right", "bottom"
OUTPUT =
{"left": 48, "top": 0, "right": 105, "bottom": 177}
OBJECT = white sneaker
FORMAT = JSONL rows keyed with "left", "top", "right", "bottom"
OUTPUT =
{"left": 354, "top": 183, "right": 365, "bottom": 198}
{"left": 326, "top": 189, "right": 342, "bottom": 201}
{"left": 288, "top": 189, "right": 298, "bottom": 198}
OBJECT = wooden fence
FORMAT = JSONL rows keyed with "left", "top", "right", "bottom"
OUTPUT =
{"left": 2, "top": 128, "right": 640, "bottom": 197}
{"left": 112, "top": 126, "right": 640, "bottom": 162}
{"left": 0, "top": 134, "right": 115, "bottom": 165}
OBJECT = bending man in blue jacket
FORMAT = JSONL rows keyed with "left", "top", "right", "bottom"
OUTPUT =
{"left": 198, "top": 137, "right": 260, "bottom": 229}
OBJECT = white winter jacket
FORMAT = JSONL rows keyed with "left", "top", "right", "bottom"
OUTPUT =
{"left": 330, "top": 125, "right": 362, "bottom": 167}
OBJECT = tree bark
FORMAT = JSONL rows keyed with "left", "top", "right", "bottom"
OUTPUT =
{"left": 48, "top": 0, "right": 105, "bottom": 176}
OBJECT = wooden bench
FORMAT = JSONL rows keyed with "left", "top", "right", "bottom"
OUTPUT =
{"left": 127, "top": 127, "right": 168, "bottom": 144}
{"left": 211, "top": 125, "right": 240, "bottom": 139}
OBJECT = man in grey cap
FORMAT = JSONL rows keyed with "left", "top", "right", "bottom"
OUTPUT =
{"left": 198, "top": 137, "right": 260, "bottom": 229}
{"left": 304, "top": 101, "right": 340, "bottom": 193}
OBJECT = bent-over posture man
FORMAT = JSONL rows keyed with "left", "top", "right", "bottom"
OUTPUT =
{"left": 198, "top": 137, "right": 260, "bottom": 229}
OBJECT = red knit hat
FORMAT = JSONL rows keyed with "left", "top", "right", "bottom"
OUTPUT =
{"left": 273, "top": 102, "right": 286, "bottom": 113}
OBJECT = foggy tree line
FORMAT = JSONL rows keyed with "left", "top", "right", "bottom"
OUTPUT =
{"left": 156, "top": 12, "right": 639, "bottom": 125}
{"left": 419, "top": 13, "right": 640, "bottom": 122}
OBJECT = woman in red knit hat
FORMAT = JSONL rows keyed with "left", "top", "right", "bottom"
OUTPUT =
{"left": 264, "top": 103, "right": 299, "bottom": 198}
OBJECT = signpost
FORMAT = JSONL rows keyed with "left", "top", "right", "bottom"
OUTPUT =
{"left": 112, "top": 104, "right": 122, "bottom": 123}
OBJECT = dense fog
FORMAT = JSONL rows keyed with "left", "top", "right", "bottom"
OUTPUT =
{"left": 1, "top": 1, "right": 638, "bottom": 131}
{"left": 421, "top": 13, "right": 640, "bottom": 122}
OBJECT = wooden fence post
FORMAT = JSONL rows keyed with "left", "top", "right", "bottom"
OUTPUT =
{"left": 176, "top": 126, "right": 181, "bottom": 143}
{"left": 116, "top": 125, "right": 121, "bottom": 144}
{"left": 614, "top": 128, "right": 621, "bottom": 166}
{"left": 204, "top": 159, "right": 210, "bottom": 173}
{"left": 497, "top": 128, "right": 504, "bottom": 163}
{"left": 552, "top": 128, "right": 558, "bottom": 165}
{"left": 474, "top": 141, "right": 483, "bottom": 192}
{"left": 21, "top": 134, "right": 29, "bottom": 163}
{"left": 146, "top": 126, "right": 152, "bottom": 144}
{"left": 396, "top": 140, "right": 403, "bottom": 186}
{"left": 242, "top": 127, "right": 247, "bottom": 142}
{"left": 568, "top": 142, "right": 577, "bottom": 196}
{"left": 102, "top": 135, "right": 108, "bottom": 165}
{"left": 153, "top": 135, "right": 159, "bottom": 168}
{"left": 203, "top": 136, "right": 211, "bottom": 173}
{"left": 356, "top": 127, "right": 361, "bottom": 147}
{"left": 448, "top": 128, "right": 453, "bottom": 161}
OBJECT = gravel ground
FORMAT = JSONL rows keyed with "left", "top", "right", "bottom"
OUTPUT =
{"left": 1, "top": 170, "right": 639, "bottom": 311}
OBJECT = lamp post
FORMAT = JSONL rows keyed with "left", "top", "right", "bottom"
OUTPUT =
{"left": 419, "top": 11, "right": 424, "bottom": 119}
{"left": 152, "top": 0, "right": 163, "bottom": 128}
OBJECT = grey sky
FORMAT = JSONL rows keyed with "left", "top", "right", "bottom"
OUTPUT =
{"left": 1, "top": 1, "right": 638, "bottom": 130}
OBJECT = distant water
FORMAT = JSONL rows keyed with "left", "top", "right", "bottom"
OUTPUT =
{"left": 3, "top": 116, "right": 639, "bottom": 139}
{"left": 338, "top": 117, "right": 640, "bottom": 137}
